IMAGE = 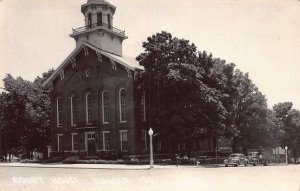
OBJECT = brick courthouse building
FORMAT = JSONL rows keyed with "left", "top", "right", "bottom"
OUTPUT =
{"left": 43, "top": 0, "right": 216, "bottom": 159}
{"left": 43, "top": 0, "right": 150, "bottom": 159}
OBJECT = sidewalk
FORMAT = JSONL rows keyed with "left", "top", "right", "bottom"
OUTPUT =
{"left": 0, "top": 162, "right": 151, "bottom": 170}
{"left": 0, "top": 162, "right": 217, "bottom": 170}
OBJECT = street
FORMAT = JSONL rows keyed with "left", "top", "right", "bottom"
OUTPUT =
{"left": 0, "top": 163, "right": 299, "bottom": 191}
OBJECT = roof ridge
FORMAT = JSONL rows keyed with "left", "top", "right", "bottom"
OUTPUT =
{"left": 42, "top": 42, "right": 143, "bottom": 87}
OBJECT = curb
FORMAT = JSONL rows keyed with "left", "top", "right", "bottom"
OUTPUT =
{"left": 0, "top": 163, "right": 212, "bottom": 170}
{"left": 0, "top": 163, "right": 152, "bottom": 170}
{"left": 1, "top": 162, "right": 289, "bottom": 170}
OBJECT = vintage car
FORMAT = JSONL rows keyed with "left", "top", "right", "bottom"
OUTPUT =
{"left": 224, "top": 153, "right": 248, "bottom": 167}
{"left": 247, "top": 152, "right": 261, "bottom": 166}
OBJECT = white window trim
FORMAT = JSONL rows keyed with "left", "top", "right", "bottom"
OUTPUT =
{"left": 84, "top": 131, "right": 95, "bottom": 151}
{"left": 71, "top": 133, "right": 78, "bottom": 151}
{"left": 56, "top": 98, "right": 62, "bottom": 127}
{"left": 119, "top": 130, "right": 128, "bottom": 151}
{"left": 70, "top": 95, "right": 76, "bottom": 126}
{"left": 102, "top": 131, "right": 110, "bottom": 151}
{"left": 86, "top": 92, "right": 92, "bottom": 125}
{"left": 119, "top": 88, "right": 127, "bottom": 123}
{"left": 142, "top": 130, "right": 147, "bottom": 151}
{"left": 102, "top": 91, "right": 109, "bottom": 124}
{"left": 57, "top": 134, "right": 63, "bottom": 151}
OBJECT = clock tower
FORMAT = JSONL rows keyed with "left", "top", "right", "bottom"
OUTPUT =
{"left": 70, "top": 0, "right": 127, "bottom": 56}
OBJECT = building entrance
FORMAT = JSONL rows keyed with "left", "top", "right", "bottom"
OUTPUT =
{"left": 85, "top": 132, "right": 96, "bottom": 156}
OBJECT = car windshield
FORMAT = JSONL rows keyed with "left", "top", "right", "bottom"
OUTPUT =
{"left": 229, "top": 154, "right": 239, "bottom": 157}
{"left": 249, "top": 153, "right": 258, "bottom": 156}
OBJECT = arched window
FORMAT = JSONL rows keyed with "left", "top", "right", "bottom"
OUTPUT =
{"left": 102, "top": 91, "right": 109, "bottom": 123}
{"left": 97, "top": 12, "right": 102, "bottom": 26}
{"left": 57, "top": 97, "right": 63, "bottom": 127}
{"left": 71, "top": 95, "right": 77, "bottom": 126}
{"left": 86, "top": 93, "right": 92, "bottom": 125}
{"left": 119, "top": 88, "right": 127, "bottom": 122}
{"left": 88, "top": 13, "right": 92, "bottom": 28}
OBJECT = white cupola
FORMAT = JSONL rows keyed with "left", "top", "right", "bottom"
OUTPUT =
{"left": 69, "top": 0, "right": 127, "bottom": 56}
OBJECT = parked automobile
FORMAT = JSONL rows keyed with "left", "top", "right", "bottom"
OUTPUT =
{"left": 224, "top": 153, "right": 248, "bottom": 167}
{"left": 247, "top": 149, "right": 272, "bottom": 166}
{"left": 247, "top": 152, "right": 261, "bottom": 166}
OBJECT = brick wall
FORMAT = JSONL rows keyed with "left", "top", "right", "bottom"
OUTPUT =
{"left": 49, "top": 48, "right": 142, "bottom": 157}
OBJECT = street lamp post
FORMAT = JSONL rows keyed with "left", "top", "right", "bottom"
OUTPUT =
{"left": 285, "top": 146, "right": 288, "bottom": 165}
{"left": 148, "top": 128, "right": 154, "bottom": 168}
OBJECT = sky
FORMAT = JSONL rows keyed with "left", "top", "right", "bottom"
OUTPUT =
{"left": 0, "top": 0, "right": 299, "bottom": 110}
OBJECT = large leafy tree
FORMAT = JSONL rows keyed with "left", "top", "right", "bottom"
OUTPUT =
{"left": 0, "top": 69, "right": 53, "bottom": 158}
{"left": 230, "top": 70, "right": 276, "bottom": 151}
{"left": 136, "top": 31, "right": 278, "bottom": 153}
{"left": 273, "top": 102, "right": 300, "bottom": 163}
{"left": 198, "top": 51, "right": 237, "bottom": 137}
{"left": 137, "top": 32, "right": 199, "bottom": 151}
{"left": 136, "top": 31, "right": 236, "bottom": 152}
{"left": 195, "top": 53, "right": 275, "bottom": 151}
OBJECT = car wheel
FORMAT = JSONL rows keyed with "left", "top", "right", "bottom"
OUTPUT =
{"left": 245, "top": 161, "right": 248, "bottom": 166}
{"left": 254, "top": 161, "right": 257, "bottom": 166}
{"left": 225, "top": 164, "right": 228, "bottom": 167}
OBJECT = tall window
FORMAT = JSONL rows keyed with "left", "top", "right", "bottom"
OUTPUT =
{"left": 141, "top": 130, "right": 147, "bottom": 151}
{"left": 120, "top": 130, "right": 128, "bottom": 151}
{"left": 97, "top": 12, "right": 102, "bottom": 26}
{"left": 119, "top": 89, "right": 127, "bottom": 122}
{"left": 71, "top": 95, "right": 77, "bottom": 126}
{"left": 71, "top": 133, "right": 78, "bottom": 151}
{"left": 102, "top": 91, "right": 109, "bottom": 123}
{"left": 102, "top": 131, "right": 110, "bottom": 150}
{"left": 57, "top": 98, "right": 63, "bottom": 127}
{"left": 86, "top": 93, "right": 92, "bottom": 125}
{"left": 57, "top": 134, "right": 63, "bottom": 151}
{"left": 88, "top": 13, "right": 92, "bottom": 28}
{"left": 141, "top": 91, "right": 146, "bottom": 122}
{"left": 107, "top": 14, "right": 111, "bottom": 29}
{"left": 158, "top": 138, "right": 162, "bottom": 151}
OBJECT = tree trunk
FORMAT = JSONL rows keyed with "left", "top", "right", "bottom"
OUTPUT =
{"left": 232, "top": 137, "right": 237, "bottom": 152}
{"left": 8, "top": 149, "right": 11, "bottom": 162}
{"left": 4, "top": 151, "right": 7, "bottom": 161}
{"left": 293, "top": 147, "right": 298, "bottom": 164}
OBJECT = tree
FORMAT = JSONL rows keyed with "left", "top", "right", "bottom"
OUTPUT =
{"left": 0, "top": 75, "right": 31, "bottom": 159}
{"left": 136, "top": 31, "right": 236, "bottom": 152}
{"left": 137, "top": 31, "right": 279, "bottom": 154}
{"left": 230, "top": 69, "right": 276, "bottom": 151}
{"left": 198, "top": 51, "right": 237, "bottom": 137}
{"left": 0, "top": 69, "right": 54, "bottom": 159}
{"left": 273, "top": 102, "right": 300, "bottom": 163}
